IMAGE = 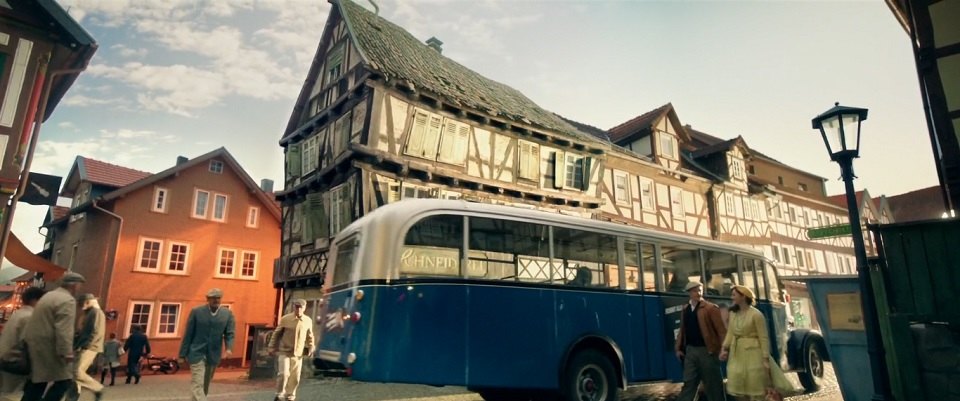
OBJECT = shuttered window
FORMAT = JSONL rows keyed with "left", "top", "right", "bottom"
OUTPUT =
{"left": 518, "top": 141, "right": 540, "bottom": 181}
{"left": 404, "top": 108, "right": 443, "bottom": 160}
{"left": 437, "top": 118, "right": 471, "bottom": 165}
{"left": 286, "top": 143, "right": 301, "bottom": 179}
{"left": 670, "top": 187, "right": 684, "bottom": 218}
{"left": 640, "top": 178, "right": 655, "bottom": 211}
{"left": 613, "top": 171, "right": 630, "bottom": 205}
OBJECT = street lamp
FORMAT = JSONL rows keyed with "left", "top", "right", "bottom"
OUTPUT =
{"left": 812, "top": 102, "right": 888, "bottom": 401}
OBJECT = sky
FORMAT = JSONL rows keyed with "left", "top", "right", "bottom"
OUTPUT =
{"left": 2, "top": 0, "right": 937, "bottom": 274}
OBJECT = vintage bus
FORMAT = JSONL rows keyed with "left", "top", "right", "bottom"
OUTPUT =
{"left": 315, "top": 200, "right": 827, "bottom": 401}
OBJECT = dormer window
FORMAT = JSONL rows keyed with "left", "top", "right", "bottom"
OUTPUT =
{"left": 658, "top": 132, "right": 677, "bottom": 159}
{"left": 798, "top": 183, "right": 808, "bottom": 192}
{"left": 209, "top": 160, "right": 224, "bottom": 174}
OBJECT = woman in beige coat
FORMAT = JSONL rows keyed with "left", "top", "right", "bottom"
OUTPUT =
{"left": 719, "top": 285, "right": 793, "bottom": 401}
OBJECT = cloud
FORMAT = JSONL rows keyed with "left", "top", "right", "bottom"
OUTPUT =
{"left": 110, "top": 44, "right": 148, "bottom": 58}
{"left": 57, "top": 122, "right": 78, "bottom": 131}
{"left": 31, "top": 127, "right": 182, "bottom": 173}
{"left": 62, "top": 94, "right": 118, "bottom": 107}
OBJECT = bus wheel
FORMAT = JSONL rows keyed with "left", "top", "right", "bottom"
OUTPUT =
{"left": 798, "top": 340, "right": 824, "bottom": 392}
{"left": 562, "top": 349, "right": 618, "bottom": 401}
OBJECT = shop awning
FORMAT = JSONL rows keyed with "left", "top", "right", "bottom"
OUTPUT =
{"left": 4, "top": 232, "right": 65, "bottom": 280}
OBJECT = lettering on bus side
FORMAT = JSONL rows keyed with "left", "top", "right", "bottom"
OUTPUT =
{"left": 400, "top": 246, "right": 486, "bottom": 277}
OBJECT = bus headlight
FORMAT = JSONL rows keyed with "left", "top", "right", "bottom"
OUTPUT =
{"left": 355, "top": 290, "right": 364, "bottom": 301}
{"left": 351, "top": 311, "right": 362, "bottom": 322}
{"left": 347, "top": 352, "right": 357, "bottom": 364}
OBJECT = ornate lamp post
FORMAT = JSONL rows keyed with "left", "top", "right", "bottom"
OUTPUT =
{"left": 812, "top": 102, "right": 888, "bottom": 401}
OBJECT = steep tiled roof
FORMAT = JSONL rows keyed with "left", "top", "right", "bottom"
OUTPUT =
{"left": 555, "top": 114, "right": 610, "bottom": 142}
{"left": 828, "top": 191, "right": 865, "bottom": 209}
{"left": 339, "top": 0, "right": 593, "bottom": 143}
{"left": 80, "top": 157, "right": 151, "bottom": 188}
{"left": 607, "top": 103, "right": 672, "bottom": 143}
{"left": 690, "top": 136, "right": 746, "bottom": 158}
{"left": 886, "top": 186, "right": 947, "bottom": 222}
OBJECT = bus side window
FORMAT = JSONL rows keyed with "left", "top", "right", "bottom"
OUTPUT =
{"left": 661, "top": 243, "right": 701, "bottom": 293}
{"left": 468, "top": 217, "right": 550, "bottom": 282}
{"left": 740, "top": 258, "right": 766, "bottom": 300}
{"left": 552, "top": 227, "right": 618, "bottom": 288}
{"left": 401, "top": 214, "right": 464, "bottom": 278}
{"left": 703, "top": 250, "right": 737, "bottom": 297}
{"left": 623, "top": 241, "right": 656, "bottom": 291}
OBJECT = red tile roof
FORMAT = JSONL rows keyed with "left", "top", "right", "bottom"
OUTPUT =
{"left": 80, "top": 157, "right": 151, "bottom": 188}
{"left": 827, "top": 191, "right": 864, "bottom": 209}
{"left": 607, "top": 103, "right": 672, "bottom": 143}
{"left": 886, "top": 185, "right": 948, "bottom": 222}
{"left": 51, "top": 206, "right": 69, "bottom": 220}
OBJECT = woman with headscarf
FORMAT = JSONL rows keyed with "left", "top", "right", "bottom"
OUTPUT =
{"left": 719, "top": 285, "right": 794, "bottom": 401}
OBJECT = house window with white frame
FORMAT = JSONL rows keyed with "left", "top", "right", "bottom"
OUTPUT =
{"left": 127, "top": 302, "right": 152, "bottom": 335}
{"left": 240, "top": 251, "right": 258, "bottom": 279}
{"left": 725, "top": 193, "right": 735, "bottom": 215}
{"left": 670, "top": 187, "right": 684, "bottom": 218}
{"left": 167, "top": 242, "right": 190, "bottom": 274}
{"left": 157, "top": 303, "right": 181, "bottom": 337}
{"left": 209, "top": 160, "right": 224, "bottom": 174}
{"left": 212, "top": 194, "right": 228, "bottom": 222}
{"left": 564, "top": 154, "right": 585, "bottom": 189}
{"left": 246, "top": 207, "right": 260, "bottom": 228}
{"left": 640, "top": 178, "right": 655, "bottom": 211}
{"left": 658, "top": 132, "right": 677, "bottom": 159}
{"left": 613, "top": 171, "right": 630, "bottom": 205}
{"left": 217, "top": 248, "right": 236, "bottom": 277}
{"left": 193, "top": 190, "right": 210, "bottom": 218}
{"left": 137, "top": 238, "right": 163, "bottom": 271}
{"left": 152, "top": 187, "right": 168, "bottom": 213}
{"left": 517, "top": 141, "right": 540, "bottom": 181}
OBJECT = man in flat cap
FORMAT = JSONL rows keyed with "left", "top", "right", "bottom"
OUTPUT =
{"left": 66, "top": 294, "right": 106, "bottom": 401}
{"left": 674, "top": 281, "right": 727, "bottom": 401}
{"left": 268, "top": 299, "right": 315, "bottom": 401}
{"left": 21, "top": 272, "right": 86, "bottom": 401}
{"left": 179, "top": 288, "right": 235, "bottom": 401}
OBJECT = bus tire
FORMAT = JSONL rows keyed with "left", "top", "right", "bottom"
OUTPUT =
{"left": 562, "top": 349, "right": 618, "bottom": 401}
{"left": 798, "top": 339, "right": 825, "bottom": 392}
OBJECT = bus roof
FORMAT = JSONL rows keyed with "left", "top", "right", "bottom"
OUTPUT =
{"left": 339, "top": 199, "right": 765, "bottom": 258}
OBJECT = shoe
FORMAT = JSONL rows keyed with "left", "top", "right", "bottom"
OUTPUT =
{"left": 94, "top": 391, "right": 103, "bottom": 401}
{"left": 125, "top": 378, "right": 130, "bottom": 384}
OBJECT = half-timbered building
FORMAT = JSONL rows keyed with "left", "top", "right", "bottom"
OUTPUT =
{"left": 276, "top": 0, "right": 612, "bottom": 307}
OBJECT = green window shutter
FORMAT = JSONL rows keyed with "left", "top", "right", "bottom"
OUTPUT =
{"left": 307, "top": 192, "right": 327, "bottom": 239}
{"left": 581, "top": 157, "right": 592, "bottom": 191}
{"left": 301, "top": 198, "right": 313, "bottom": 243}
{"left": 553, "top": 151, "right": 565, "bottom": 189}
{"left": 287, "top": 144, "right": 302, "bottom": 178}
{"left": 319, "top": 192, "right": 331, "bottom": 238}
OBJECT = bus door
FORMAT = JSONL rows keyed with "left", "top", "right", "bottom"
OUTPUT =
{"left": 622, "top": 240, "right": 660, "bottom": 381}
{"left": 658, "top": 243, "right": 704, "bottom": 382}
{"left": 740, "top": 258, "right": 788, "bottom": 364}
{"left": 317, "top": 234, "right": 363, "bottom": 369}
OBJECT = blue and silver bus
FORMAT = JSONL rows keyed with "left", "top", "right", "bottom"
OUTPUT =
{"left": 316, "top": 200, "right": 826, "bottom": 401}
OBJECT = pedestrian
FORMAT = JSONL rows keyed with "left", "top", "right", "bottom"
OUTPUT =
{"left": 268, "top": 299, "right": 315, "bottom": 401}
{"left": 719, "top": 285, "right": 794, "bottom": 401}
{"left": 179, "top": 288, "right": 235, "bottom": 401}
{"left": 0, "top": 286, "right": 44, "bottom": 399}
{"left": 674, "top": 281, "right": 727, "bottom": 401}
{"left": 100, "top": 333, "right": 122, "bottom": 386}
{"left": 65, "top": 294, "right": 106, "bottom": 401}
{"left": 123, "top": 325, "right": 150, "bottom": 384}
{"left": 20, "top": 272, "right": 85, "bottom": 401}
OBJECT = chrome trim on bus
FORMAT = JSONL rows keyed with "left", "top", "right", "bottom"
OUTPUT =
{"left": 318, "top": 350, "right": 342, "bottom": 362}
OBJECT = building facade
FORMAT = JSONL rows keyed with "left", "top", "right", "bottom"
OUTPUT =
{"left": 44, "top": 149, "right": 280, "bottom": 366}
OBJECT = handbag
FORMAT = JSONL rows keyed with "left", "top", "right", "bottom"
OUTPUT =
{"left": 0, "top": 340, "right": 30, "bottom": 376}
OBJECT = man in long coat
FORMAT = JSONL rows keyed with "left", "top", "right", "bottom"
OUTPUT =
{"left": 21, "top": 272, "right": 85, "bottom": 401}
{"left": 66, "top": 294, "right": 106, "bottom": 401}
{"left": 123, "top": 325, "right": 150, "bottom": 384}
{"left": 179, "top": 288, "right": 235, "bottom": 401}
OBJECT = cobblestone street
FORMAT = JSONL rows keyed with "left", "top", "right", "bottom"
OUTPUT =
{"left": 56, "top": 363, "right": 843, "bottom": 401}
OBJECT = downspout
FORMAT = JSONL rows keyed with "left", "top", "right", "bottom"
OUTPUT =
{"left": 0, "top": 58, "right": 88, "bottom": 268}
{"left": 92, "top": 200, "right": 122, "bottom": 332}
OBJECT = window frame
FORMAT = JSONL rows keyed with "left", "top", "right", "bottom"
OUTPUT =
{"left": 670, "top": 187, "right": 685, "bottom": 219}
{"left": 152, "top": 187, "right": 168, "bottom": 213}
{"left": 166, "top": 241, "right": 191, "bottom": 275}
{"left": 657, "top": 131, "right": 678, "bottom": 160}
{"left": 216, "top": 247, "right": 238, "bottom": 278}
{"left": 135, "top": 237, "right": 164, "bottom": 272}
{"left": 239, "top": 250, "right": 259, "bottom": 280}
{"left": 192, "top": 189, "right": 210, "bottom": 219}
{"left": 209, "top": 160, "right": 224, "bottom": 174}
{"left": 126, "top": 301, "right": 153, "bottom": 338}
{"left": 563, "top": 154, "right": 585, "bottom": 190}
{"left": 155, "top": 302, "right": 182, "bottom": 338}
{"left": 246, "top": 206, "right": 260, "bottom": 228}
{"left": 517, "top": 140, "right": 541, "bottom": 181}
{"left": 613, "top": 170, "right": 631, "bottom": 206}
{"left": 212, "top": 193, "right": 229, "bottom": 223}
{"left": 639, "top": 178, "right": 655, "bottom": 211}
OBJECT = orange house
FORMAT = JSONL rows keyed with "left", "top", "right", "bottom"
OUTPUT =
{"left": 43, "top": 148, "right": 280, "bottom": 366}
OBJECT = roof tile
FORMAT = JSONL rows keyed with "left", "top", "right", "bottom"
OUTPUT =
{"left": 81, "top": 157, "right": 151, "bottom": 188}
{"left": 607, "top": 103, "right": 672, "bottom": 143}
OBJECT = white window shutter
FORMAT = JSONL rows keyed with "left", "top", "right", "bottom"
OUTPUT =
{"left": 421, "top": 113, "right": 443, "bottom": 159}
{"left": 553, "top": 151, "right": 565, "bottom": 189}
{"left": 454, "top": 122, "right": 470, "bottom": 164}
{"left": 437, "top": 119, "right": 459, "bottom": 164}
{"left": 405, "top": 110, "right": 429, "bottom": 157}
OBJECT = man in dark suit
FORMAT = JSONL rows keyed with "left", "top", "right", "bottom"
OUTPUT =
{"left": 123, "top": 325, "right": 151, "bottom": 384}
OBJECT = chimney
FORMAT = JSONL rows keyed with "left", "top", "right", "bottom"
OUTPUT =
{"left": 260, "top": 179, "right": 274, "bottom": 193}
{"left": 176, "top": 156, "right": 188, "bottom": 165}
{"left": 426, "top": 37, "right": 443, "bottom": 54}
